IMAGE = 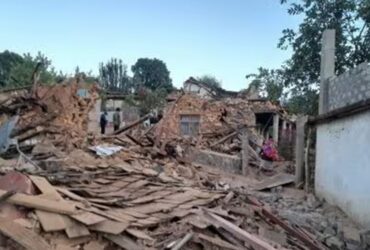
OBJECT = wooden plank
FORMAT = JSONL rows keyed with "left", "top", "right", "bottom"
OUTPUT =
{"left": 0, "top": 220, "right": 50, "bottom": 250}
{"left": 253, "top": 173, "right": 295, "bottom": 191}
{"left": 55, "top": 245, "right": 75, "bottom": 250}
{"left": 171, "top": 232, "right": 194, "bottom": 250}
{"left": 36, "top": 210, "right": 66, "bottom": 232}
{"left": 49, "top": 234, "right": 91, "bottom": 247}
{"left": 56, "top": 187, "right": 87, "bottom": 202}
{"left": 129, "top": 190, "right": 174, "bottom": 204}
{"left": 126, "top": 228, "right": 154, "bottom": 241}
{"left": 112, "top": 113, "right": 150, "bottom": 135}
{"left": 63, "top": 216, "right": 90, "bottom": 238}
{"left": 241, "top": 128, "right": 249, "bottom": 175}
{"left": 0, "top": 189, "right": 76, "bottom": 214}
{"left": 77, "top": 206, "right": 132, "bottom": 224}
{"left": 13, "top": 218, "right": 33, "bottom": 229}
{"left": 71, "top": 212, "right": 106, "bottom": 225}
{"left": 210, "top": 131, "right": 237, "bottom": 148}
{"left": 104, "top": 234, "right": 142, "bottom": 250}
{"left": 30, "top": 177, "right": 68, "bottom": 232}
{"left": 125, "top": 179, "right": 149, "bottom": 190}
{"left": 89, "top": 220, "right": 129, "bottom": 235}
{"left": 257, "top": 207, "right": 324, "bottom": 250}
{"left": 204, "top": 211, "right": 277, "bottom": 250}
{"left": 29, "top": 175, "right": 61, "bottom": 198}
{"left": 121, "top": 202, "right": 177, "bottom": 215}
{"left": 117, "top": 209, "right": 148, "bottom": 219}
{"left": 84, "top": 240, "right": 107, "bottom": 250}
{"left": 197, "top": 233, "right": 243, "bottom": 250}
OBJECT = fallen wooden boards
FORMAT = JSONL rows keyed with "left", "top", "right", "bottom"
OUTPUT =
{"left": 0, "top": 189, "right": 76, "bottom": 214}
{"left": 64, "top": 216, "right": 90, "bottom": 238}
{"left": 71, "top": 212, "right": 106, "bottom": 225}
{"left": 253, "top": 173, "right": 295, "bottom": 191}
{"left": 104, "top": 234, "right": 142, "bottom": 250}
{"left": 30, "top": 175, "right": 69, "bottom": 232}
{"left": 197, "top": 233, "right": 243, "bottom": 250}
{"left": 0, "top": 220, "right": 50, "bottom": 250}
{"left": 246, "top": 195, "right": 326, "bottom": 250}
{"left": 89, "top": 220, "right": 129, "bottom": 235}
{"left": 112, "top": 113, "right": 150, "bottom": 135}
{"left": 204, "top": 210, "right": 277, "bottom": 250}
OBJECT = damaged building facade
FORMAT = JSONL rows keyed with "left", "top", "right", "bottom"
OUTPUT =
{"left": 314, "top": 30, "right": 370, "bottom": 228}
{"left": 155, "top": 77, "right": 296, "bottom": 174}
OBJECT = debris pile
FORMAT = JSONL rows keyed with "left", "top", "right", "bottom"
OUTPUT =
{"left": 0, "top": 82, "right": 363, "bottom": 249}
{"left": 0, "top": 157, "right": 328, "bottom": 250}
{"left": 153, "top": 94, "right": 256, "bottom": 142}
{"left": 0, "top": 79, "right": 99, "bottom": 152}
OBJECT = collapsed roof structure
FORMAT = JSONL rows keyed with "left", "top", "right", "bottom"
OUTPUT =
{"left": 0, "top": 77, "right": 363, "bottom": 249}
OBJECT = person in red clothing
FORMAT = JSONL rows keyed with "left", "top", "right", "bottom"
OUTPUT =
{"left": 261, "top": 136, "right": 279, "bottom": 161}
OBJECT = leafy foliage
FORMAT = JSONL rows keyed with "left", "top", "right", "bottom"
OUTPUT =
{"left": 136, "top": 87, "right": 168, "bottom": 115}
{"left": 131, "top": 58, "right": 173, "bottom": 92}
{"left": 8, "top": 52, "right": 57, "bottom": 87}
{"left": 284, "top": 89, "right": 319, "bottom": 115}
{"left": 196, "top": 75, "right": 222, "bottom": 89}
{"left": 246, "top": 67, "right": 284, "bottom": 102}
{"left": 0, "top": 50, "right": 24, "bottom": 86}
{"left": 99, "top": 58, "right": 132, "bottom": 93}
{"left": 248, "top": 0, "right": 370, "bottom": 115}
{"left": 279, "top": 0, "right": 370, "bottom": 91}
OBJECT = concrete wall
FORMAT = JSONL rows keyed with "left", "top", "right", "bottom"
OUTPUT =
{"left": 316, "top": 109, "right": 370, "bottom": 227}
{"left": 183, "top": 82, "right": 212, "bottom": 99}
{"left": 328, "top": 62, "right": 370, "bottom": 111}
{"left": 187, "top": 148, "right": 242, "bottom": 174}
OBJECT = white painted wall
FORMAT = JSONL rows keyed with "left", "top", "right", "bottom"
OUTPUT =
{"left": 183, "top": 82, "right": 212, "bottom": 99}
{"left": 316, "top": 109, "right": 370, "bottom": 228}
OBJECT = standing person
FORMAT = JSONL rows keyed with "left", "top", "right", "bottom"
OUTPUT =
{"left": 113, "top": 108, "right": 121, "bottom": 131}
{"left": 100, "top": 111, "right": 108, "bottom": 134}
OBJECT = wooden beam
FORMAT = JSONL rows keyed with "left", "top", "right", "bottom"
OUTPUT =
{"left": 171, "top": 232, "right": 194, "bottom": 250}
{"left": 241, "top": 129, "right": 249, "bottom": 176}
{"left": 112, "top": 114, "right": 150, "bottom": 135}
{"left": 210, "top": 131, "right": 237, "bottom": 148}
{"left": 0, "top": 189, "right": 76, "bottom": 214}
{"left": 245, "top": 196, "right": 325, "bottom": 250}
{"left": 204, "top": 210, "right": 276, "bottom": 250}
{"left": 0, "top": 220, "right": 50, "bottom": 250}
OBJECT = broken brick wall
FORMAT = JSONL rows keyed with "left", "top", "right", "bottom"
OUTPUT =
{"left": 155, "top": 94, "right": 256, "bottom": 140}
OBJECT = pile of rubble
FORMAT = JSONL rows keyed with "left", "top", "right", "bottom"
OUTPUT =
{"left": 0, "top": 82, "right": 365, "bottom": 249}
{"left": 0, "top": 151, "right": 327, "bottom": 250}
{"left": 0, "top": 79, "right": 99, "bottom": 154}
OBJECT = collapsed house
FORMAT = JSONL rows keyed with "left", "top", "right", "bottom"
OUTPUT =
{"left": 0, "top": 74, "right": 366, "bottom": 249}
{"left": 153, "top": 78, "right": 296, "bottom": 175}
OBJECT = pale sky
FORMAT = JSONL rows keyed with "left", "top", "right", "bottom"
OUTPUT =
{"left": 0, "top": 0, "right": 300, "bottom": 90}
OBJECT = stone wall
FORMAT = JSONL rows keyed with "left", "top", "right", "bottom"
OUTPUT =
{"left": 328, "top": 62, "right": 370, "bottom": 111}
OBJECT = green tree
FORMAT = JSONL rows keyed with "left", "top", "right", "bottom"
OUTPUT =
{"left": 8, "top": 52, "right": 56, "bottom": 87}
{"left": 196, "top": 75, "right": 222, "bottom": 89}
{"left": 279, "top": 0, "right": 370, "bottom": 92}
{"left": 284, "top": 89, "right": 319, "bottom": 115}
{"left": 136, "top": 87, "right": 167, "bottom": 115}
{"left": 131, "top": 58, "right": 173, "bottom": 92}
{"left": 246, "top": 67, "right": 284, "bottom": 102}
{"left": 0, "top": 50, "right": 24, "bottom": 87}
{"left": 99, "top": 58, "right": 132, "bottom": 93}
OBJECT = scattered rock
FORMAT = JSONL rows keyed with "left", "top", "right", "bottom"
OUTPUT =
{"left": 341, "top": 225, "right": 361, "bottom": 245}
{"left": 325, "top": 236, "right": 344, "bottom": 250}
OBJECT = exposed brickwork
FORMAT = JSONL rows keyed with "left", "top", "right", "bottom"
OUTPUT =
{"left": 155, "top": 94, "right": 256, "bottom": 140}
